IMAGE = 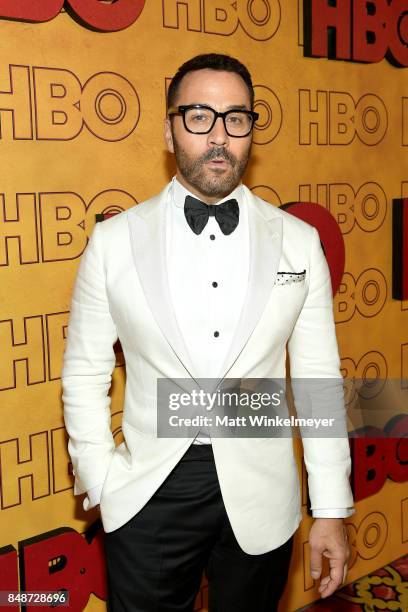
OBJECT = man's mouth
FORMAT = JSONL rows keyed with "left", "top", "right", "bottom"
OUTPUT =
{"left": 202, "top": 149, "right": 235, "bottom": 170}
{"left": 207, "top": 158, "right": 229, "bottom": 166}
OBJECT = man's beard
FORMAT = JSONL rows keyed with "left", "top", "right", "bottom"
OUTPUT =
{"left": 172, "top": 137, "right": 251, "bottom": 199}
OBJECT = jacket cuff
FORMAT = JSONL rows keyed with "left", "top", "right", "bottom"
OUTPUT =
{"left": 312, "top": 507, "right": 355, "bottom": 518}
{"left": 83, "top": 482, "right": 104, "bottom": 511}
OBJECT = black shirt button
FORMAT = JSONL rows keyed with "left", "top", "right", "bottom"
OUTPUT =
{"left": 210, "top": 234, "right": 215, "bottom": 240}
{"left": 212, "top": 281, "right": 218, "bottom": 288}
{"left": 214, "top": 331, "right": 219, "bottom": 337}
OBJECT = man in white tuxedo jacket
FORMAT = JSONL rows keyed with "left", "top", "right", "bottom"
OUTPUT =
{"left": 62, "top": 54, "right": 354, "bottom": 611}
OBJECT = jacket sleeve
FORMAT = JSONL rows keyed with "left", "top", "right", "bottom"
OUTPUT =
{"left": 287, "top": 225, "right": 355, "bottom": 512}
{"left": 61, "top": 221, "right": 118, "bottom": 501}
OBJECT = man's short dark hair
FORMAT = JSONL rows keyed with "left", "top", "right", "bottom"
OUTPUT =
{"left": 167, "top": 53, "right": 254, "bottom": 110}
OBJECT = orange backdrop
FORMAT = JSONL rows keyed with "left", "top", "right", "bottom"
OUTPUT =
{"left": 0, "top": 2, "right": 407, "bottom": 610}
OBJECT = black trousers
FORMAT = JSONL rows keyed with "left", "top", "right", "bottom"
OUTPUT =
{"left": 104, "top": 443, "right": 294, "bottom": 612}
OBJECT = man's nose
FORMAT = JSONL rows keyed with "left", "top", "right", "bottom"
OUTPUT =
{"left": 208, "top": 116, "right": 229, "bottom": 146}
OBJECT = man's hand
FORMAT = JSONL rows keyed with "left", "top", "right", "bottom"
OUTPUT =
{"left": 309, "top": 518, "right": 350, "bottom": 598}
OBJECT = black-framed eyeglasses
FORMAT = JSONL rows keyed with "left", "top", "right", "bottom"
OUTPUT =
{"left": 168, "top": 104, "right": 259, "bottom": 138}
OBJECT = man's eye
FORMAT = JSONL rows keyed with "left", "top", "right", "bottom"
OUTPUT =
{"left": 227, "top": 114, "right": 244, "bottom": 124}
{"left": 190, "top": 113, "right": 210, "bottom": 122}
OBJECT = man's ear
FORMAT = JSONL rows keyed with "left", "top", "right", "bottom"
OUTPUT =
{"left": 164, "top": 117, "right": 174, "bottom": 153}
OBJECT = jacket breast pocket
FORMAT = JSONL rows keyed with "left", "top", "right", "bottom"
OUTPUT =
{"left": 275, "top": 270, "right": 306, "bottom": 286}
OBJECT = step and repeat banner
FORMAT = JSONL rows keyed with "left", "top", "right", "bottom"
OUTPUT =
{"left": 0, "top": 1, "right": 407, "bottom": 610}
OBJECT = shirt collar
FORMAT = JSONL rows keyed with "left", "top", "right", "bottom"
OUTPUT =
{"left": 171, "top": 176, "right": 244, "bottom": 209}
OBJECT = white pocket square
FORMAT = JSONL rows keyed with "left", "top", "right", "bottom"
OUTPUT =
{"left": 275, "top": 270, "right": 306, "bottom": 285}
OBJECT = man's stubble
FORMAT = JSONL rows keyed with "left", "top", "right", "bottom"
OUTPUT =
{"left": 172, "top": 133, "right": 252, "bottom": 200}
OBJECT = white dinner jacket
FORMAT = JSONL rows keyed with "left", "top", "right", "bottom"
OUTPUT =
{"left": 61, "top": 182, "right": 354, "bottom": 554}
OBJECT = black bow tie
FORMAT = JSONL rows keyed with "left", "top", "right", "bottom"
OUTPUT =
{"left": 184, "top": 195, "right": 239, "bottom": 236}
